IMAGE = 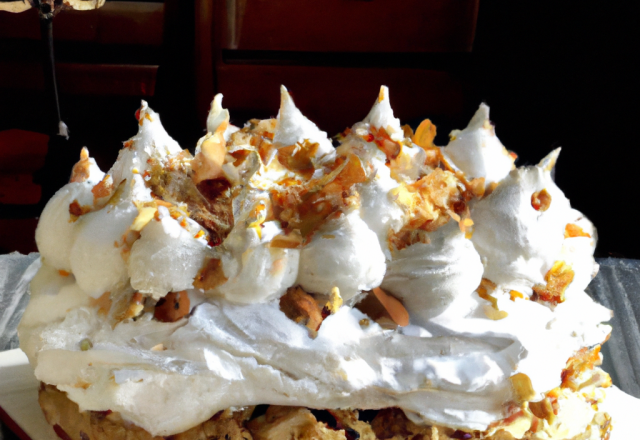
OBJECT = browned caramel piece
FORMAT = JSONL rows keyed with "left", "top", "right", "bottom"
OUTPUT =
{"left": 531, "top": 189, "right": 552, "bottom": 212}
{"left": 279, "top": 286, "right": 324, "bottom": 335}
{"left": 371, "top": 126, "right": 402, "bottom": 161}
{"left": 146, "top": 158, "right": 234, "bottom": 246}
{"left": 193, "top": 258, "right": 228, "bottom": 291}
{"left": 69, "top": 200, "right": 91, "bottom": 220}
{"left": 564, "top": 223, "right": 591, "bottom": 238}
{"left": 561, "top": 345, "right": 605, "bottom": 391}
{"left": 154, "top": 291, "right": 190, "bottom": 322}
{"left": 91, "top": 175, "right": 113, "bottom": 202}
{"left": 532, "top": 261, "right": 575, "bottom": 305}
{"left": 248, "top": 406, "right": 346, "bottom": 440}
{"left": 271, "top": 154, "right": 367, "bottom": 239}
{"left": 277, "top": 140, "right": 320, "bottom": 179}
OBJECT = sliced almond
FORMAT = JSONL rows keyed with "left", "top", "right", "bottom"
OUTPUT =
{"left": 325, "top": 287, "right": 343, "bottom": 315}
{"left": 412, "top": 119, "right": 437, "bottom": 150}
{"left": 130, "top": 202, "right": 158, "bottom": 231}
{"left": 483, "top": 305, "right": 508, "bottom": 321}
{"left": 510, "top": 373, "right": 536, "bottom": 403}
{"left": 372, "top": 287, "right": 409, "bottom": 327}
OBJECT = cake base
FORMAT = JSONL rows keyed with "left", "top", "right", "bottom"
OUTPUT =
{"left": 38, "top": 384, "right": 609, "bottom": 440}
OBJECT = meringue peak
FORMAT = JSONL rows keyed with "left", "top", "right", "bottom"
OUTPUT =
{"left": 538, "top": 147, "right": 561, "bottom": 172}
{"left": 468, "top": 103, "right": 491, "bottom": 130}
{"left": 364, "top": 86, "right": 402, "bottom": 139}
{"left": 273, "top": 85, "right": 334, "bottom": 156}
{"left": 442, "top": 103, "right": 513, "bottom": 187}
{"left": 206, "top": 94, "right": 230, "bottom": 135}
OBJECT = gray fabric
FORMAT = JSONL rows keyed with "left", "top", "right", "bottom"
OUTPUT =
{"left": 587, "top": 258, "right": 640, "bottom": 398}
{"left": 0, "top": 252, "right": 40, "bottom": 352}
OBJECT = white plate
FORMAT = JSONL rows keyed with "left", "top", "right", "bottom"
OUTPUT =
{"left": 0, "top": 349, "right": 57, "bottom": 440}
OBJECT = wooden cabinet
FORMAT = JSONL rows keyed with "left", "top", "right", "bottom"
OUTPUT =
{"left": 218, "top": 0, "right": 478, "bottom": 53}
{"left": 197, "top": 0, "right": 480, "bottom": 134}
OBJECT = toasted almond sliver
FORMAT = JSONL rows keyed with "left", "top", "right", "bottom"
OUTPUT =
{"left": 412, "top": 119, "right": 437, "bottom": 149}
{"left": 325, "top": 287, "right": 343, "bottom": 315}
{"left": 130, "top": 206, "right": 158, "bottom": 231}
{"left": 372, "top": 287, "right": 409, "bottom": 327}
{"left": 510, "top": 373, "right": 536, "bottom": 403}
{"left": 483, "top": 304, "right": 508, "bottom": 321}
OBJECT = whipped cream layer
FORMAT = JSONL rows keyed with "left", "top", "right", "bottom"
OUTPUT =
{"left": 20, "top": 87, "right": 621, "bottom": 437}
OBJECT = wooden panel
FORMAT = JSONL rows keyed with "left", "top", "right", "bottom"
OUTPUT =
{"left": 0, "top": 2, "right": 164, "bottom": 46}
{"left": 0, "top": 218, "right": 39, "bottom": 254}
{"left": 216, "top": 64, "right": 464, "bottom": 135}
{"left": 0, "top": 61, "right": 158, "bottom": 96}
{"left": 0, "top": 175, "right": 41, "bottom": 205}
{"left": 217, "top": 0, "right": 479, "bottom": 53}
{"left": 0, "top": 129, "right": 48, "bottom": 173}
{"left": 195, "top": 0, "right": 216, "bottom": 120}
{"left": 57, "top": 63, "right": 158, "bottom": 96}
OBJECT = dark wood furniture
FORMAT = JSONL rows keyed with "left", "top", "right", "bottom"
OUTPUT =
{"left": 196, "top": 0, "right": 480, "bottom": 135}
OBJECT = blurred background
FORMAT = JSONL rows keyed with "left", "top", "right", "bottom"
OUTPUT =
{"left": 0, "top": 0, "right": 637, "bottom": 258}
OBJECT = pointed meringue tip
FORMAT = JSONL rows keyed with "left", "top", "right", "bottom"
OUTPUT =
{"left": 279, "top": 85, "right": 292, "bottom": 107}
{"left": 364, "top": 85, "right": 395, "bottom": 125}
{"left": 206, "top": 94, "right": 230, "bottom": 134}
{"left": 469, "top": 103, "right": 490, "bottom": 128}
{"left": 378, "top": 85, "right": 389, "bottom": 103}
{"left": 211, "top": 94, "right": 224, "bottom": 112}
{"left": 538, "top": 147, "right": 561, "bottom": 171}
